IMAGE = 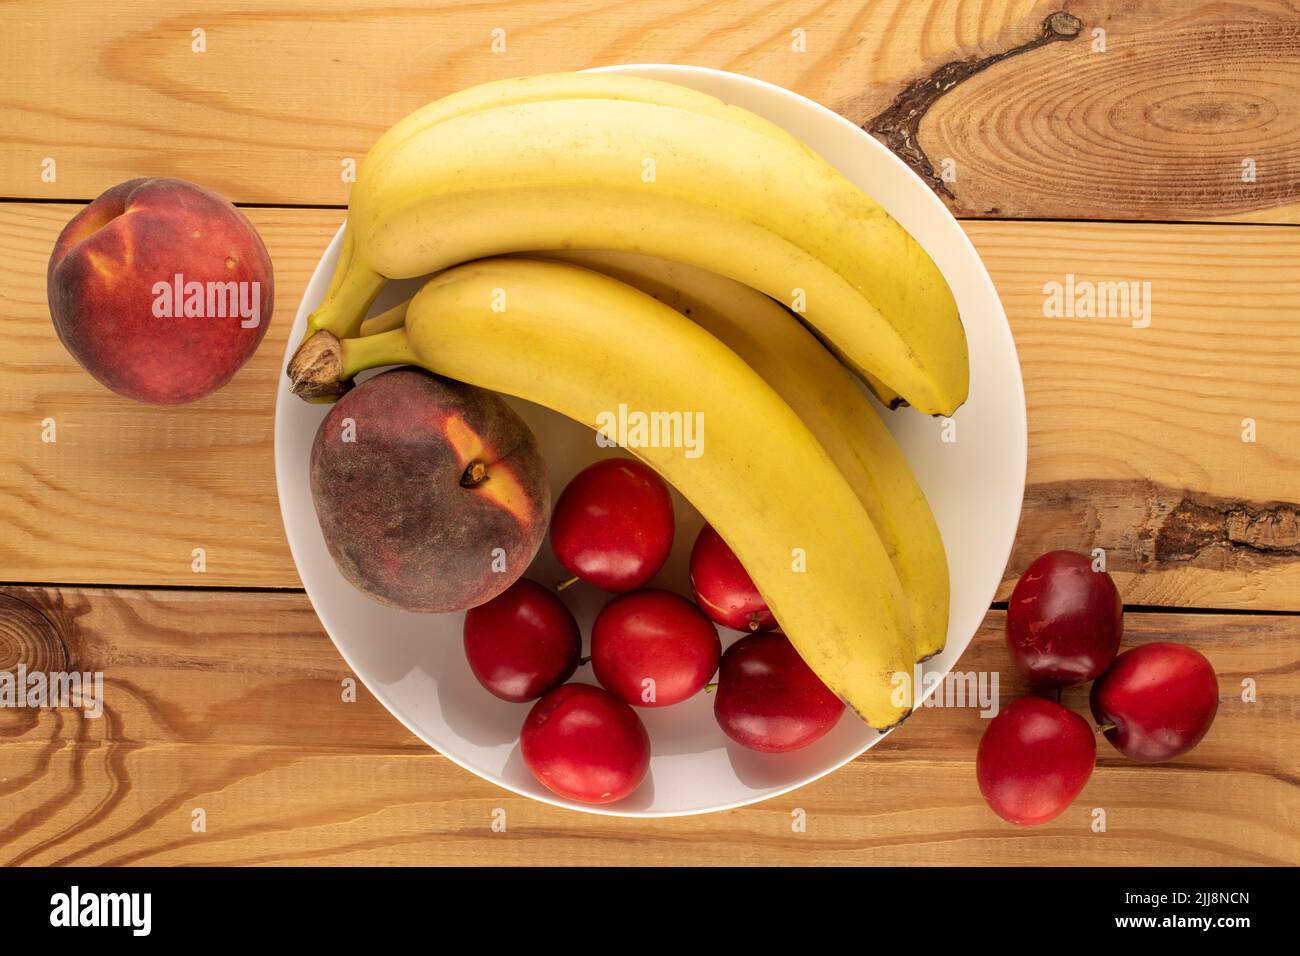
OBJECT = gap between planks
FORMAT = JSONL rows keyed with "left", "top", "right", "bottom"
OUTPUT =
{"left": 5, "top": 194, "right": 1300, "bottom": 230}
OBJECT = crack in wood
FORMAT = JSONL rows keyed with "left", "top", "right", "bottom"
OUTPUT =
{"left": 866, "top": 11, "right": 1083, "bottom": 199}
{"left": 1015, "top": 480, "right": 1300, "bottom": 577}
{"left": 1157, "top": 494, "right": 1300, "bottom": 563}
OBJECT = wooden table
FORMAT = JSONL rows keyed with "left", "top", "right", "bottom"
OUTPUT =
{"left": 1, "top": 1, "right": 1297, "bottom": 866}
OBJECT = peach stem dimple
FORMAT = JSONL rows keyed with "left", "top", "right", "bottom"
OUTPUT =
{"left": 460, "top": 461, "right": 490, "bottom": 488}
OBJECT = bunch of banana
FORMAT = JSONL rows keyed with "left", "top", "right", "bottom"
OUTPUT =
{"left": 292, "top": 256, "right": 917, "bottom": 729}
{"left": 295, "top": 71, "right": 968, "bottom": 416}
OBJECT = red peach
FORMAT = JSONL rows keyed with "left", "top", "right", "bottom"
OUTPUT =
{"left": 47, "top": 177, "right": 274, "bottom": 404}
{"left": 310, "top": 367, "right": 550, "bottom": 612}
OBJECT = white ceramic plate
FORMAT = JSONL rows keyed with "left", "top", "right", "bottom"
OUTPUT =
{"left": 274, "top": 64, "right": 1026, "bottom": 817}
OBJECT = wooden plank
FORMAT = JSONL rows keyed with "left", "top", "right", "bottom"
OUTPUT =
{"left": 970, "top": 221, "right": 1300, "bottom": 608}
{"left": 3, "top": 204, "right": 1297, "bottom": 606}
{"left": 1, "top": 1, "right": 1296, "bottom": 221}
{"left": 0, "top": 586, "right": 1294, "bottom": 866}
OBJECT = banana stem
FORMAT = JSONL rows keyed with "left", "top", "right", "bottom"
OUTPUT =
{"left": 359, "top": 299, "right": 410, "bottom": 336}
{"left": 286, "top": 326, "right": 417, "bottom": 401}
{"left": 341, "top": 326, "right": 418, "bottom": 378}
{"left": 324, "top": 221, "right": 356, "bottom": 300}
{"left": 307, "top": 259, "right": 388, "bottom": 340}
{"left": 288, "top": 248, "right": 389, "bottom": 392}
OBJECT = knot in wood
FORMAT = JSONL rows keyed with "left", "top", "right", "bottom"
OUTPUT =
{"left": 0, "top": 594, "right": 71, "bottom": 675}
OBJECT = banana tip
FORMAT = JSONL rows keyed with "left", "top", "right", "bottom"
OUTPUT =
{"left": 874, "top": 707, "right": 913, "bottom": 736}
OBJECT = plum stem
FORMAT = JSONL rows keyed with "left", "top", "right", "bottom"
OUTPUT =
{"left": 577, "top": 655, "right": 591, "bottom": 666}
{"left": 1096, "top": 721, "right": 1117, "bottom": 734}
{"left": 556, "top": 576, "right": 579, "bottom": 592}
{"left": 704, "top": 682, "right": 718, "bottom": 693}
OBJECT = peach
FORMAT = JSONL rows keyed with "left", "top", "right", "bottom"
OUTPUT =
{"left": 47, "top": 177, "right": 273, "bottom": 404}
{"left": 310, "top": 367, "right": 550, "bottom": 612}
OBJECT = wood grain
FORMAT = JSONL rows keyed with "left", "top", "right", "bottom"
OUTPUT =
{"left": 2, "top": 204, "right": 1297, "bottom": 607}
{"left": 904, "top": 0, "right": 1300, "bottom": 222}
{"left": 3, "top": 0, "right": 1295, "bottom": 873}
{"left": 0, "top": 586, "right": 1294, "bottom": 866}
{"left": 1, "top": 1, "right": 1296, "bottom": 222}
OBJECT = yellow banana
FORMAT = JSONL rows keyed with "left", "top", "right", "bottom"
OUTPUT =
{"left": 308, "top": 72, "right": 814, "bottom": 345}
{"left": 362, "top": 292, "right": 899, "bottom": 411}
{"left": 292, "top": 257, "right": 917, "bottom": 729}
{"left": 356, "top": 71, "right": 812, "bottom": 193}
{"left": 543, "top": 250, "right": 950, "bottom": 660}
{"left": 305, "top": 86, "right": 968, "bottom": 414}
